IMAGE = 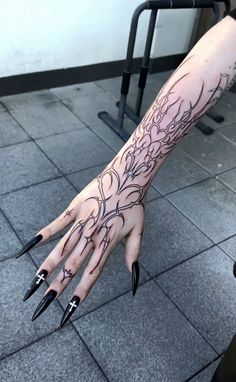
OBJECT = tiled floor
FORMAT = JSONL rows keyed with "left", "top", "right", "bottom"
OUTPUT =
{"left": 0, "top": 71, "right": 236, "bottom": 381}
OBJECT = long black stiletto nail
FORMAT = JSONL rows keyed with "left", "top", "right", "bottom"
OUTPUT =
{"left": 233, "top": 262, "right": 236, "bottom": 278}
{"left": 16, "top": 234, "right": 43, "bottom": 258}
{"left": 132, "top": 261, "right": 140, "bottom": 296}
{"left": 23, "top": 269, "right": 48, "bottom": 302}
{"left": 31, "top": 289, "right": 57, "bottom": 321}
{"left": 60, "top": 295, "right": 80, "bottom": 327}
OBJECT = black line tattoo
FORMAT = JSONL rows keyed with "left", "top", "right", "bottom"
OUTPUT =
{"left": 64, "top": 209, "right": 73, "bottom": 218}
{"left": 60, "top": 265, "right": 74, "bottom": 283}
{"left": 59, "top": 56, "right": 236, "bottom": 274}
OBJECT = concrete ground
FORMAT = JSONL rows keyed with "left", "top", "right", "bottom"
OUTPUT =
{"left": 0, "top": 70, "right": 236, "bottom": 381}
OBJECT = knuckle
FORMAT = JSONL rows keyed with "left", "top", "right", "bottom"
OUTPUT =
{"left": 68, "top": 256, "right": 79, "bottom": 269}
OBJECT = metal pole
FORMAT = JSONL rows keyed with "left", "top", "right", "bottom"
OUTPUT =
{"left": 135, "top": 9, "right": 158, "bottom": 116}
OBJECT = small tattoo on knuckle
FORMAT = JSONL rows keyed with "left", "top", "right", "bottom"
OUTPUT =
{"left": 64, "top": 209, "right": 73, "bottom": 218}
{"left": 60, "top": 265, "right": 74, "bottom": 283}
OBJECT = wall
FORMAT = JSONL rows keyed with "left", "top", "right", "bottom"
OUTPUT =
{"left": 0, "top": 0, "right": 197, "bottom": 78}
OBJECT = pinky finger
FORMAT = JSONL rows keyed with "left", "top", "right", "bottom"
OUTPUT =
{"left": 15, "top": 205, "right": 77, "bottom": 259}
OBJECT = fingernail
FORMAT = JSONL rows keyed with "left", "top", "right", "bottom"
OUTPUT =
{"left": 31, "top": 289, "right": 57, "bottom": 321}
{"left": 23, "top": 269, "right": 48, "bottom": 302}
{"left": 16, "top": 234, "right": 43, "bottom": 259}
{"left": 233, "top": 262, "right": 236, "bottom": 278}
{"left": 60, "top": 295, "right": 80, "bottom": 327}
{"left": 132, "top": 261, "right": 140, "bottom": 296}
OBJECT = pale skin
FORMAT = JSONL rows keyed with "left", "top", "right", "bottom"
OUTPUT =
{"left": 34, "top": 14, "right": 236, "bottom": 305}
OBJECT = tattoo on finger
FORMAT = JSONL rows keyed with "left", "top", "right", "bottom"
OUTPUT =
{"left": 60, "top": 265, "right": 74, "bottom": 283}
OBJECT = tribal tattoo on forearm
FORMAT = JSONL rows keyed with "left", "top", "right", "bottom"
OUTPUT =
{"left": 61, "top": 55, "right": 236, "bottom": 275}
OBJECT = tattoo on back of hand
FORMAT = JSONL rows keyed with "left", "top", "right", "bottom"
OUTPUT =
{"left": 60, "top": 55, "right": 236, "bottom": 274}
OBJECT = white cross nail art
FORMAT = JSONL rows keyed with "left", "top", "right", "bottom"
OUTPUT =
{"left": 69, "top": 301, "right": 77, "bottom": 312}
{"left": 36, "top": 274, "right": 45, "bottom": 284}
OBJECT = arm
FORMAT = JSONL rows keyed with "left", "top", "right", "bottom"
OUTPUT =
{"left": 107, "top": 13, "right": 236, "bottom": 202}
{"left": 18, "top": 13, "right": 236, "bottom": 326}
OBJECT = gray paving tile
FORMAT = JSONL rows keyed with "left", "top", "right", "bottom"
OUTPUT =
{"left": 167, "top": 178, "right": 236, "bottom": 243}
{"left": 0, "top": 177, "right": 77, "bottom": 243}
{"left": 67, "top": 163, "right": 161, "bottom": 204}
{"left": 0, "top": 112, "right": 29, "bottom": 147}
{"left": 139, "top": 198, "right": 212, "bottom": 276}
{"left": 212, "top": 98, "right": 236, "bottom": 126}
{"left": 151, "top": 70, "right": 174, "bottom": 83}
{"left": 10, "top": 101, "right": 85, "bottom": 139}
{"left": 179, "top": 132, "right": 236, "bottom": 175}
{"left": 36, "top": 129, "right": 115, "bottom": 174}
{"left": 0, "top": 256, "right": 63, "bottom": 359}
{"left": 0, "top": 141, "right": 60, "bottom": 194}
{"left": 221, "top": 90, "right": 236, "bottom": 109}
{"left": 218, "top": 235, "right": 236, "bottom": 262}
{"left": 32, "top": 239, "right": 150, "bottom": 321}
{"left": 218, "top": 122, "right": 236, "bottom": 145}
{"left": 95, "top": 75, "right": 138, "bottom": 99}
{"left": 62, "top": 92, "right": 119, "bottom": 126}
{"left": 50, "top": 82, "right": 105, "bottom": 99}
{"left": 1, "top": 90, "right": 57, "bottom": 110}
{"left": 217, "top": 167, "right": 236, "bottom": 192}
{"left": 146, "top": 185, "right": 161, "bottom": 202}
{"left": 0, "top": 103, "right": 6, "bottom": 112}
{"left": 151, "top": 148, "right": 211, "bottom": 195}
{"left": 88, "top": 119, "right": 125, "bottom": 153}
{"left": 0, "top": 325, "right": 106, "bottom": 382}
{"left": 193, "top": 98, "right": 236, "bottom": 132}
{"left": 190, "top": 358, "right": 222, "bottom": 382}
{"left": 0, "top": 210, "right": 21, "bottom": 261}
{"left": 157, "top": 246, "right": 236, "bottom": 353}
{"left": 75, "top": 280, "right": 216, "bottom": 382}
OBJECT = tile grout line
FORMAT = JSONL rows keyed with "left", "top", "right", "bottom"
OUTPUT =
{"left": 0, "top": 101, "right": 93, "bottom": 199}
{"left": 0, "top": 97, "right": 115, "bottom": 196}
{"left": 153, "top": 277, "right": 220, "bottom": 355}
{"left": 70, "top": 323, "right": 111, "bottom": 382}
{"left": 56, "top": 95, "right": 127, "bottom": 154}
{"left": 184, "top": 353, "right": 223, "bottom": 382}
{"left": 161, "top": 194, "right": 216, "bottom": 245}
{"left": 138, "top": 243, "right": 217, "bottom": 280}
{"left": 0, "top": 174, "right": 64, "bottom": 198}
{"left": 0, "top": 159, "right": 110, "bottom": 199}
{"left": 155, "top": 175, "right": 213, "bottom": 198}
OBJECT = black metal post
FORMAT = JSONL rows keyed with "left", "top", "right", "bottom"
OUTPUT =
{"left": 98, "top": 0, "right": 222, "bottom": 142}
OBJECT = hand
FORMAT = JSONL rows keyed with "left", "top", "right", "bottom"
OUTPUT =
{"left": 16, "top": 157, "right": 146, "bottom": 326}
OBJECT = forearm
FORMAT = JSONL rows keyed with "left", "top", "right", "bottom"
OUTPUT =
{"left": 103, "top": 15, "right": 236, "bottom": 200}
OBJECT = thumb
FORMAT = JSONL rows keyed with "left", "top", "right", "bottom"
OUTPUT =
{"left": 124, "top": 228, "right": 143, "bottom": 296}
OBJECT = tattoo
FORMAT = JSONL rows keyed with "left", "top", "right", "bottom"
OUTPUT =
{"left": 60, "top": 56, "right": 236, "bottom": 274}
{"left": 60, "top": 265, "right": 74, "bottom": 283}
{"left": 64, "top": 209, "right": 73, "bottom": 218}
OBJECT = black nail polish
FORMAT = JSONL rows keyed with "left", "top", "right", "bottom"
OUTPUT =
{"left": 132, "top": 261, "right": 140, "bottom": 296}
{"left": 60, "top": 295, "right": 80, "bottom": 327}
{"left": 233, "top": 262, "right": 236, "bottom": 278}
{"left": 16, "top": 234, "right": 43, "bottom": 259}
{"left": 23, "top": 269, "right": 48, "bottom": 302}
{"left": 31, "top": 289, "right": 57, "bottom": 321}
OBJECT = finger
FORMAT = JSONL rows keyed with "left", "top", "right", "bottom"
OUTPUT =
{"left": 16, "top": 204, "right": 77, "bottom": 258}
{"left": 36, "top": 218, "right": 85, "bottom": 274}
{"left": 23, "top": 219, "right": 86, "bottom": 301}
{"left": 46, "top": 235, "right": 95, "bottom": 299}
{"left": 30, "top": 238, "right": 94, "bottom": 321}
{"left": 36, "top": 204, "right": 77, "bottom": 242}
{"left": 60, "top": 243, "right": 113, "bottom": 326}
{"left": 124, "top": 228, "right": 143, "bottom": 296}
